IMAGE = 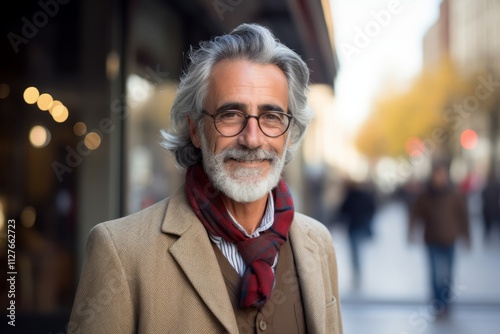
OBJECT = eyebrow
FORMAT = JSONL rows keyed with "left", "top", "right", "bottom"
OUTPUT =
{"left": 215, "top": 103, "right": 247, "bottom": 113}
{"left": 214, "top": 102, "right": 285, "bottom": 114}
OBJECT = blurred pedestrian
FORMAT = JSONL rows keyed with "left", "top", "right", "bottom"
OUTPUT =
{"left": 400, "top": 176, "right": 423, "bottom": 210}
{"left": 408, "top": 163, "right": 470, "bottom": 320}
{"left": 337, "top": 179, "right": 376, "bottom": 289}
{"left": 481, "top": 169, "right": 500, "bottom": 242}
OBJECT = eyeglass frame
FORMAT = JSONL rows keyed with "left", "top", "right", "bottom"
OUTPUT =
{"left": 201, "top": 109, "right": 294, "bottom": 138}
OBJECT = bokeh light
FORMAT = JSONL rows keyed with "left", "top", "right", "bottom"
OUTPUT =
{"left": 0, "top": 200, "right": 4, "bottom": 231}
{"left": 49, "top": 100, "right": 63, "bottom": 115}
{"left": 52, "top": 104, "right": 69, "bottom": 123}
{"left": 21, "top": 206, "right": 36, "bottom": 228}
{"left": 37, "top": 93, "right": 54, "bottom": 111}
{"left": 405, "top": 136, "right": 425, "bottom": 157}
{"left": 84, "top": 132, "right": 101, "bottom": 150}
{"left": 74, "top": 122, "right": 87, "bottom": 136}
{"left": 23, "top": 86, "right": 40, "bottom": 104}
{"left": 106, "top": 51, "right": 120, "bottom": 80}
{"left": 0, "top": 83, "right": 10, "bottom": 99}
{"left": 29, "top": 125, "right": 51, "bottom": 148}
{"left": 460, "top": 129, "right": 478, "bottom": 150}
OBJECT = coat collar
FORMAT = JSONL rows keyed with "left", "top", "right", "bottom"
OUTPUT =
{"left": 161, "top": 187, "right": 327, "bottom": 333}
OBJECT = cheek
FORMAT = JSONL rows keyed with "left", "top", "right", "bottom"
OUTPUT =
{"left": 213, "top": 137, "right": 238, "bottom": 154}
{"left": 203, "top": 126, "right": 235, "bottom": 154}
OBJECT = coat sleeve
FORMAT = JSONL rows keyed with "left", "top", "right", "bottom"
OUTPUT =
{"left": 68, "top": 224, "right": 136, "bottom": 334}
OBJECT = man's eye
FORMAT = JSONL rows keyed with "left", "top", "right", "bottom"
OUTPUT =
{"left": 219, "top": 111, "right": 242, "bottom": 119}
{"left": 263, "top": 113, "right": 282, "bottom": 121}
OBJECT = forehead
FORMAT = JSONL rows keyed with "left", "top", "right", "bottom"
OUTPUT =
{"left": 205, "top": 59, "right": 288, "bottom": 109}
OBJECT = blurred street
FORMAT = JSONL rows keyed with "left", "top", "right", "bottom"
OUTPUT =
{"left": 330, "top": 195, "right": 500, "bottom": 333}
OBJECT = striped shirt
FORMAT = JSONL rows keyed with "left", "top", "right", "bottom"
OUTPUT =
{"left": 209, "top": 192, "right": 278, "bottom": 277}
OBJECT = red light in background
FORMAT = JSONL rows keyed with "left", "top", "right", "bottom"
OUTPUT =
{"left": 460, "top": 129, "right": 478, "bottom": 150}
{"left": 405, "top": 136, "right": 425, "bottom": 157}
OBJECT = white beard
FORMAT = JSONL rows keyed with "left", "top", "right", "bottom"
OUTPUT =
{"left": 199, "top": 127, "right": 288, "bottom": 203}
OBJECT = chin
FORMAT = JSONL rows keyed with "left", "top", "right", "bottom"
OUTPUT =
{"left": 218, "top": 166, "right": 277, "bottom": 203}
{"left": 226, "top": 165, "right": 270, "bottom": 183}
{"left": 222, "top": 181, "right": 273, "bottom": 203}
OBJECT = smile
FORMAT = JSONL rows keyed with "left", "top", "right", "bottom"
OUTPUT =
{"left": 227, "top": 158, "right": 271, "bottom": 164}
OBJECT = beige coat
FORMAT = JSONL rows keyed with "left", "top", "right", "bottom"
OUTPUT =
{"left": 68, "top": 187, "right": 343, "bottom": 334}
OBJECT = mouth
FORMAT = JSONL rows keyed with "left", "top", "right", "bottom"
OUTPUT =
{"left": 226, "top": 158, "right": 270, "bottom": 164}
{"left": 220, "top": 148, "right": 277, "bottom": 167}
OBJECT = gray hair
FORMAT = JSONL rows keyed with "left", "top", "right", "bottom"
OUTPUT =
{"left": 160, "top": 23, "right": 313, "bottom": 169}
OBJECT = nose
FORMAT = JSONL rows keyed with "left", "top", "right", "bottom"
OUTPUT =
{"left": 237, "top": 116, "right": 265, "bottom": 149}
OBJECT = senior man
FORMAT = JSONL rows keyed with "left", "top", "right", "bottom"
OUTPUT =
{"left": 69, "top": 23, "right": 342, "bottom": 334}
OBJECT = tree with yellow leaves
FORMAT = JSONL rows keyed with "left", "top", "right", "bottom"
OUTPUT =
{"left": 356, "top": 58, "right": 475, "bottom": 161}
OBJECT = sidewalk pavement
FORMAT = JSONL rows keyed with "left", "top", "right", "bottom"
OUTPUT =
{"left": 328, "top": 196, "right": 500, "bottom": 333}
{"left": 340, "top": 302, "right": 500, "bottom": 334}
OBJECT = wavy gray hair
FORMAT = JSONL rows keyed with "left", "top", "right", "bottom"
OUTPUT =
{"left": 160, "top": 23, "right": 313, "bottom": 169}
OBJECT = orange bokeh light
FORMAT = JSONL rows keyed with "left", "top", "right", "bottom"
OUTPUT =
{"left": 460, "top": 129, "right": 478, "bottom": 150}
{"left": 405, "top": 136, "right": 425, "bottom": 157}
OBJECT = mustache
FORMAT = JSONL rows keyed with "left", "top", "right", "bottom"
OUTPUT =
{"left": 220, "top": 147, "right": 278, "bottom": 162}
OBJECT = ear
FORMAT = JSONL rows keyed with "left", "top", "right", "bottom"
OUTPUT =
{"left": 187, "top": 116, "right": 201, "bottom": 148}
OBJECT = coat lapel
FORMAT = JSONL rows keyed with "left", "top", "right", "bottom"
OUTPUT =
{"left": 290, "top": 218, "right": 327, "bottom": 334}
{"left": 161, "top": 188, "right": 239, "bottom": 333}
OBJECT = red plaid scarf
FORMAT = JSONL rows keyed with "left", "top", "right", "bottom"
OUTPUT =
{"left": 185, "top": 163, "right": 294, "bottom": 309}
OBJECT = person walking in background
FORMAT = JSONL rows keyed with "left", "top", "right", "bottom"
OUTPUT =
{"left": 337, "top": 178, "right": 377, "bottom": 289}
{"left": 408, "top": 162, "right": 470, "bottom": 320}
{"left": 481, "top": 169, "right": 500, "bottom": 242}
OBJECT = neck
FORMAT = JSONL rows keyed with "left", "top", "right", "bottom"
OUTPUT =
{"left": 222, "top": 193, "right": 269, "bottom": 235}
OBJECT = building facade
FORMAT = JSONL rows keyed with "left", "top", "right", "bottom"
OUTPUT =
{"left": 422, "top": 0, "right": 500, "bottom": 181}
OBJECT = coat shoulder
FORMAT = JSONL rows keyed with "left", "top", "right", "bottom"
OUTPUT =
{"left": 294, "top": 212, "right": 330, "bottom": 232}
{"left": 96, "top": 197, "right": 169, "bottom": 234}
{"left": 87, "top": 196, "right": 173, "bottom": 254}
{"left": 293, "top": 212, "right": 333, "bottom": 243}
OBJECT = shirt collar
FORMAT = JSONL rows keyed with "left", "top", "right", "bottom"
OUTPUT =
{"left": 226, "top": 191, "right": 274, "bottom": 238}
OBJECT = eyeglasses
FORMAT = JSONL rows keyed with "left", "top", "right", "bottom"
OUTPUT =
{"left": 202, "top": 109, "right": 293, "bottom": 138}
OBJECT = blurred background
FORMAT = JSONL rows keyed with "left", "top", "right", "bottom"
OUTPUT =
{"left": 1, "top": 0, "right": 499, "bottom": 333}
